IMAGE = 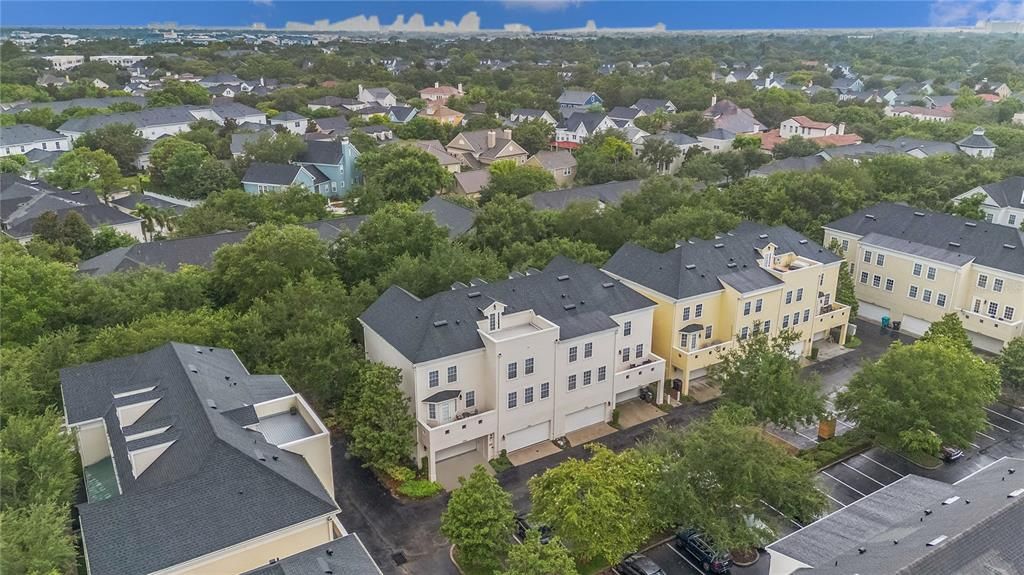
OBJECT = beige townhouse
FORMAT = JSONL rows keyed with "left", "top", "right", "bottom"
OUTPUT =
{"left": 603, "top": 223, "right": 849, "bottom": 397}
{"left": 824, "top": 202, "right": 1024, "bottom": 352}
{"left": 359, "top": 258, "right": 666, "bottom": 487}
{"left": 60, "top": 343, "right": 380, "bottom": 575}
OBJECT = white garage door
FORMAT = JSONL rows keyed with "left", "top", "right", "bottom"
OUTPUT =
{"left": 505, "top": 421, "right": 550, "bottom": 452}
{"left": 565, "top": 404, "right": 605, "bottom": 433}
{"left": 900, "top": 315, "right": 931, "bottom": 337}
{"left": 688, "top": 368, "right": 707, "bottom": 380}
{"left": 858, "top": 301, "right": 890, "bottom": 323}
{"left": 436, "top": 441, "right": 477, "bottom": 462}
{"left": 968, "top": 331, "right": 1005, "bottom": 354}
{"left": 813, "top": 330, "right": 828, "bottom": 342}
{"left": 789, "top": 340, "right": 805, "bottom": 359}
{"left": 616, "top": 387, "right": 640, "bottom": 404}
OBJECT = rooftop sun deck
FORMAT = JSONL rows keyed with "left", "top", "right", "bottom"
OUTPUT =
{"left": 254, "top": 411, "right": 315, "bottom": 445}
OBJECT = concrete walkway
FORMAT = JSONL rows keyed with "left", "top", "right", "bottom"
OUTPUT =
{"left": 617, "top": 400, "right": 666, "bottom": 428}
{"left": 565, "top": 422, "right": 617, "bottom": 446}
{"left": 507, "top": 441, "right": 561, "bottom": 466}
{"left": 436, "top": 450, "right": 492, "bottom": 491}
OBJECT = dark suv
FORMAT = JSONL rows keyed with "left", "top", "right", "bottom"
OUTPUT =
{"left": 514, "top": 514, "right": 552, "bottom": 544}
{"left": 674, "top": 529, "right": 733, "bottom": 574}
{"left": 616, "top": 553, "right": 666, "bottom": 575}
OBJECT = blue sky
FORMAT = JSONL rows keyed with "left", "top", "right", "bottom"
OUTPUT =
{"left": 1, "top": 1, "right": 1020, "bottom": 30}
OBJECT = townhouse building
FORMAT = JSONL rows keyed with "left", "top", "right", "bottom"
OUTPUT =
{"left": 359, "top": 258, "right": 666, "bottom": 484}
{"left": 824, "top": 203, "right": 1024, "bottom": 352}
{"left": 953, "top": 176, "right": 1024, "bottom": 228}
{"left": 604, "top": 223, "right": 849, "bottom": 396}
{"left": 0, "top": 124, "right": 71, "bottom": 157}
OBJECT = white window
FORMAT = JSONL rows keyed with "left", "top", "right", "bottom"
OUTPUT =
{"left": 583, "top": 370, "right": 592, "bottom": 386}
{"left": 740, "top": 326, "right": 749, "bottom": 340}
{"left": 911, "top": 262, "right": 921, "bottom": 277}
{"left": 524, "top": 387, "right": 534, "bottom": 404}
{"left": 622, "top": 347, "right": 631, "bottom": 362}
{"left": 860, "top": 271, "right": 869, "bottom": 284}
{"left": 936, "top": 293, "right": 947, "bottom": 307}
{"left": 1010, "top": 214, "right": 1018, "bottom": 226}
{"left": 755, "top": 298, "right": 763, "bottom": 312}
{"left": 704, "top": 325, "right": 713, "bottom": 340}
{"left": 988, "top": 302, "right": 999, "bottom": 317}
{"left": 993, "top": 278, "right": 1004, "bottom": 293}
{"left": 1004, "top": 307, "right": 1015, "bottom": 321}
{"left": 682, "top": 307, "right": 691, "bottom": 320}
{"left": 597, "top": 366, "right": 607, "bottom": 381}
{"left": 927, "top": 267, "right": 936, "bottom": 280}
{"left": 876, "top": 253, "right": 885, "bottom": 266}
{"left": 489, "top": 314, "right": 497, "bottom": 331}
{"left": 569, "top": 346, "right": 578, "bottom": 362}
{"left": 525, "top": 358, "right": 534, "bottom": 375}
{"left": 623, "top": 321, "right": 632, "bottom": 336}
{"left": 508, "top": 392, "right": 517, "bottom": 409}
{"left": 973, "top": 298, "right": 983, "bottom": 313}
{"left": 428, "top": 370, "right": 439, "bottom": 388}
{"left": 785, "top": 291, "right": 793, "bottom": 304}
{"left": 763, "top": 320, "right": 771, "bottom": 333}
{"left": 635, "top": 344, "right": 644, "bottom": 358}
{"left": 923, "top": 289, "right": 933, "bottom": 303}
{"left": 885, "top": 278, "right": 895, "bottom": 292}
{"left": 508, "top": 362, "right": 517, "bottom": 380}
{"left": 841, "top": 239, "right": 849, "bottom": 252}
{"left": 863, "top": 250, "right": 872, "bottom": 263}
{"left": 803, "top": 309, "right": 810, "bottom": 323}
{"left": 568, "top": 374, "right": 577, "bottom": 391}
{"left": 447, "top": 366, "right": 457, "bottom": 383}
{"left": 872, "top": 275, "right": 881, "bottom": 288}
{"left": 465, "top": 391, "right": 476, "bottom": 408}
{"left": 908, "top": 285, "right": 919, "bottom": 299}
{"left": 793, "top": 312, "right": 800, "bottom": 326}
{"left": 540, "top": 382, "right": 550, "bottom": 399}
{"left": 584, "top": 342, "right": 593, "bottom": 358}
{"left": 796, "top": 288, "right": 803, "bottom": 302}
{"left": 782, "top": 315, "right": 790, "bottom": 328}
{"left": 743, "top": 302, "right": 752, "bottom": 316}
{"left": 428, "top": 403, "right": 437, "bottom": 420}
{"left": 978, "top": 274, "right": 989, "bottom": 289}
{"left": 695, "top": 304, "right": 703, "bottom": 318}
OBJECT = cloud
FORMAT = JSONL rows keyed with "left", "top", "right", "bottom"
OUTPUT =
{"left": 929, "top": 0, "right": 1024, "bottom": 26}
{"left": 502, "top": 0, "right": 584, "bottom": 12}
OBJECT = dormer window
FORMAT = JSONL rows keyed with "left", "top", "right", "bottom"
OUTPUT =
{"left": 489, "top": 312, "right": 499, "bottom": 331}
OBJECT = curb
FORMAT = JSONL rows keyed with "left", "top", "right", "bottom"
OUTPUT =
{"left": 449, "top": 545, "right": 465, "bottom": 575}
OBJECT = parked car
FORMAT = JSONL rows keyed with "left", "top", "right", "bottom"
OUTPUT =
{"left": 514, "top": 514, "right": 552, "bottom": 544}
{"left": 616, "top": 553, "right": 666, "bottom": 575}
{"left": 940, "top": 445, "right": 964, "bottom": 462}
{"left": 675, "top": 529, "right": 733, "bottom": 574}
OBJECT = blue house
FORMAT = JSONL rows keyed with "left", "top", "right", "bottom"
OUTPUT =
{"left": 241, "top": 139, "right": 361, "bottom": 198}
{"left": 557, "top": 90, "right": 603, "bottom": 116}
{"left": 241, "top": 162, "right": 331, "bottom": 195}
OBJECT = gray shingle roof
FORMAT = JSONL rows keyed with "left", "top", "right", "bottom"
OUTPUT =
{"left": 59, "top": 106, "right": 198, "bottom": 134}
{"left": 418, "top": 196, "right": 475, "bottom": 238}
{"left": 632, "top": 98, "right": 673, "bottom": 114}
{"left": 296, "top": 140, "right": 344, "bottom": 165}
{"left": 242, "top": 162, "right": 305, "bottom": 185}
{"left": 360, "top": 257, "right": 655, "bottom": 363}
{"left": 561, "top": 111, "right": 608, "bottom": 135}
{"left": 314, "top": 115, "right": 350, "bottom": 133}
{"left": 957, "top": 129, "right": 996, "bottom": 149}
{"left": 824, "top": 202, "right": 1024, "bottom": 275}
{"left": 111, "top": 193, "right": 191, "bottom": 216}
{"left": 700, "top": 128, "right": 736, "bottom": 140}
{"left": 0, "top": 124, "right": 66, "bottom": 147}
{"left": 976, "top": 176, "right": 1024, "bottom": 208}
{"left": 527, "top": 179, "right": 642, "bottom": 211}
{"left": 388, "top": 106, "right": 417, "bottom": 122}
{"left": 272, "top": 111, "right": 307, "bottom": 122}
{"left": 207, "top": 101, "right": 264, "bottom": 121}
{"left": 61, "top": 343, "right": 338, "bottom": 575}
{"left": 768, "top": 458, "right": 1024, "bottom": 575}
{"left": 558, "top": 90, "right": 599, "bottom": 105}
{"left": 608, "top": 106, "right": 641, "bottom": 120}
{"left": 1, "top": 181, "right": 141, "bottom": 240}
{"left": 3, "top": 96, "right": 147, "bottom": 115}
{"left": 645, "top": 132, "right": 699, "bottom": 146}
{"left": 529, "top": 150, "right": 577, "bottom": 170}
{"left": 240, "top": 534, "right": 381, "bottom": 575}
{"left": 604, "top": 222, "right": 840, "bottom": 299}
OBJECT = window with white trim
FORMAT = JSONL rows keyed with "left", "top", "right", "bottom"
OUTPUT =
{"left": 524, "top": 387, "right": 534, "bottom": 404}
{"left": 763, "top": 320, "right": 771, "bottom": 333}
{"left": 447, "top": 366, "right": 457, "bottom": 383}
{"left": 743, "top": 302, "right": 752, "bottom": 316}
{"left": 508, "top": 392, "right": 517, "bottom": 409}
{"left": 1004, "top": 306, "right": 1015, "bottom": 321}
{"left": 908, "top": 285, "right": 919, "bottom": 299}
{"left": 525, "top": 358, "right": 534, "bottom": 375}
{"left": 796, "top": 288, "right": 804, "bottom": 302}
{"left": 782, "top": 315, "right": 790, "bottom": 328}
{"left": 428, "top": 403, "right": 437, "bottom": 420}
{"left": 755, "top": 298, "right": 763, "bottom": 312}
{"left": 785, "top": 291, "right": 793, "bottom": 304}
{"left": 978, "top": 274, "right": 989, "bottom": 289}
{"left": 429, "top": 370, "right": 439, "bottom": 388}
{"left": 927, "top": 267, "right": 936, "bottom": 280}
{"left": 584, "top": 342, "right": 593, "bottom": 358}
{"left": 993, "top": 278, "right": 1004, "bottom": 293}
{"left": 885, "top": 278, "right": 894, "bottom": 292}
{"left": 694, "top": 304, "right": 703, "bottom": 318}
{"left": 623, "top": 321, "right": 632, "bottom": 336}
{"left": 622, "top": 347, "right": 631, "bottom": 362}
{"left": 635, "top": 344, "right": 643, "bottom": 358}
{"left": 922, "top": 289, "right": 933, "bottom": 303}
{"left": 872, "top": 275, "right": 881, "bottom": 288}
{"left": 912, "top": 262, "right": 922, "bottom": 277}
{"left": 597, "top": 366, "right": 607, "bottom": 381}
{"left": 841, "top": 239, "right": 849, "bottom": 252}
{"left": 988, "top": 302, "right": 999, "bottom": 317}
{"left": 682, "top": 306, "right": 691, "bottom": 320}
{"left": 465, "top": 391, "right": 476, "bottom": 408}
{"left": 876, "top": 253, "right": 885, "bottom": 266}
{"left": 569, "top": 346, "right": 578, "bottom": 362}
{"left": 508, "top": 362, "right": 517, "bottom": 380}
{"left": 740, "top": 326, "right": 749, "bottom": 340}
{"left": 863, "top": 250, "right": 872, "bottom": 263}
{"left": 1010, "top": 214, "right": 1018, "bottom": 226}
{"left": 583, "top": 370, "right": 592, "bottom": 386}
{"left": 803, "top": 309, "right": 810, "bottom": 323}
{"left": 704, "top": 325, "right": 713, "bottom": 340}
{"left": 567, "top": 374, "right": 577, "bottom": 391}
{"left": 540, "top": 382, "right": 550, "bottom": 399}
{"left": 936, "top": 293, "right": 946, "bottom": 307}
{"left": 860, "top": 271, "right": 869, "bottom": 284}
{"left": 792, "top": 311, "right": 800, "bottom": 326}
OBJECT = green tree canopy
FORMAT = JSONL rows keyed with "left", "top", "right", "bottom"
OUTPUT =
{"left": 351, "top": 144, "right": 454, "bottom": 211}
{"left": 481, "top": 163, "right": 556, "bottom": 202}
{"left": 0, "top": 242, "right": 74, "bottom": 346}
{"left": 919, "top": 313, "right": 973, "bottom": 351}
{"left": 441, "top": 465, "right": 516, "bottom": 573}
{"left": 340, "top": 362, "right": 417, "bottom": 470}
{"left": 0, "top": 410, "right": 77, "bottom": 509}
{"left": 999, "top": 337, "right": 1024, "bottom": 394}
{"left": 47, "top": 147, "right": 122, "bottom": 196}
{"left": 512, "top": 118, "right": 556, "bottom": 155}
{"left": 74, "top": 122, "right": 147, "bottom": 175}
{"left": 499, "top": 530, "right": 579, "bottom": 575}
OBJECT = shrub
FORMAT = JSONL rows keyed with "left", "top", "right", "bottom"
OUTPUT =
{"left": 398, "top": 478, "right": 444, "bottom": 499}
{"left": 384, "top": 464, "right": 416, "bottom": 483}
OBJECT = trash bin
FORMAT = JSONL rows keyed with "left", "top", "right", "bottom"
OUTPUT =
{"left": 892, "top": 320, "right": 901, "bottom": 331}
{"left": 881, "top": 315, "right": 891, "bottom": 328}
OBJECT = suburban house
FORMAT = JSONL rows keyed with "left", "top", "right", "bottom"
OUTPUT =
{"left": 1, "top": 124, "right": 71, "bottom": 157}
{"left": 242, "top": 162, "right": 332, "bottom": 195}
{"left": 0, "top": 175, "right": 145, "bottom": 243}
{"left": 818, "top": 137, "right": 964, "bottom": 162}
{"left": 527, "top": 179, "right": 644, "bottom": 211}
{"left": 759, "top": 118, "right": 862, "bottom": 151}
{"left": 607, "top": 106, "right": 645, "bottom": 123}
{"left": 4, "top": 96, "right": 148, "bottom": 116}
{"left": 312, "top": 115, "right": 350, "bottom": 137}
{"left": 509, "top": 108, "right": 557, "bottom": 126}
{"left": 698, "top": 128, "right": 736, "bottom": 152}
{"left": 308, "top": 96, "right": 366, "bottom": 111}
{"left": 198, "top": 72, "right": 245, "bottom": 88}
{"left": 385, "top": 106, "right": 417, "bottom": 124}
{"left": 953, "top": 176, "right": 1024, "bottom": 228}
{"left": 636, "top": 133, "right": 700, "bottom": 173}
{"left": 956, "top": 127, "right": 997, "bottom": 158}
{"left": 418, "top": 195, "right": 477, "bottom": 239}
{"left": 831, "top": 76, "right": 865, "bottom": 94}
{"left": 603, "top": 223, "right": 850, "bottom": 397}
{"left": 884, "top": 105, "right": 954, "bottom": 123}
{"left": 57, "top": 103, "right": 267, "bottom": 141}
{"left": 452, "top": 169, "right": 491, "bottom": 197}
{"left": 525, "top": 150, "right": 578, "bottom": 187}
{"left": 91, "top": 54, "right": 150, "bottom": 67}
{"left": 409, "top": 140, "right": 463, "bottom": 173}
{"left": 356, "top": 85, "right": 398, "bottom": 107}
{"left": 557, "top": 89, "right": 603, "bottom": 116}
{"left": 359, "top": 258, "right": 666, "bottom": 486}
{"left": 59, "top": 342, "right": 378, "bottom": 575}
{"left": 722, "top": 67, "right": 759, "bottom": 83}
{"left": 632, "top": 98, "right": 677, "bottom": 114}
{"left": 703, "top": 96, "right": 767, "bottom": 134}
{"left": 242, "top": 139, "right": 360, "bottom": 197}
{"left": 823, "top": 203, "right": 1024, "bottom": 352}
{"left": 420, "top": 104, "right": 464, "bottom": 125}
{"left": 446, "top": 129, "right": 528, "bottom": 169}
{"left": 269, "top": 111, "right": 310, "bottom": 135}
{"left": 767, "top": 457, "right": 1024, "bottom": 575}
{"left": 419, "top": 82, "right": 464, "bottom": 104}
{"left": 554, "top": 112, "right": 616, "bottom": 149}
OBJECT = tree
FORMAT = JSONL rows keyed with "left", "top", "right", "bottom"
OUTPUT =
{"left": 471, "top": 194, "right": 549, "bottom": 254}
{"left": 772, "top": 136, "right": 821, "bottom": 160}
{"left": 47, "top": 147, "right": 121, "bottom": 197}
{"left": 342, "top": 363, "right": 417, "bottom": 470}
{"left": 378, "top": 242, "right": 507, "bottom": 298}
{"left": 351, "top": 144, "right": 454, "bottom": 210}
{"left": 0, "top": 242, "right": 74, "bottom": 346}
{"left": 641, "top": 406, "right": 827, "bottom": 553}
{"left": 512, "top": 118, "right": 555, "bottom": 155}
{"left": 574, "top": 132, "right": 650, "bottom": 185}
{"left": 502, "top": 237, "right": 609, "bottom": 270}
{"left": 149, "top": 137, "right": 236, "bottom": 200}
{"left": 639, "top": 137, "right": 681, "bottom": 173}
{"left": 239, "top": 132, "right": 306, "bottom": 165}
{"left": 710, "top": 328, "right": 825, "bottom": 430}
{"left": 919, "top": 313, "right": 973, "bottom": 351}
{"left": 632, "top": 206, "right": 740, "bottom": 252}
{"left": 670, "top": 110, "right": 713, "bottom": 135}
{"left": 947, "top": 192, "right": 986, "bottom": 220}
{"left": 618, "top": 176, "right": 691, "bottom": 225}
{"left": 732, "top": 134, "right": 762, "bottom": 151}
{"left": 441, "top": 465, "right": 516, "bottom": 573}
{"left": 999, "top": 337, "right": 1024, "bottom": 394}
{"left": 0, "top": 503, "right": 78, "bottom": 575}
{"left": 147, "top": 79, "right": 210, "bottom": 106}
{"left": 0, "top": 410, "right": 77, "bottom": 509}
{"left": 678, "top": 153, "right": 724, "bottom": 186}
{"left": 74, "top": 123, "right": 147, "bottom": 175}
{"left": 836, "top": 339, "right": 1001, "bottom": 454}
{"left": 499, "top": 531, "right": 579, "bottom": 575}
{"left": 481, "top": 164, "right": 556, "bottom": 202}
{"left": 835, "top": 261, "right": 859, "bottom": 319}
{"left": 529, "top": 445, "right": 660, "bottom": 565}
{"left": 0, "top": 154, "right": 28, "bottom": 174}
{"left": 210, "top": 224, "right": 333, "bottom": 307}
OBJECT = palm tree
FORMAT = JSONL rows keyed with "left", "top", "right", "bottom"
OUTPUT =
{"left": 639, "top": 137, "right": 681, "bottom": 174}
{"left": 132, "top": 203, "right": 158, "bottom": 241}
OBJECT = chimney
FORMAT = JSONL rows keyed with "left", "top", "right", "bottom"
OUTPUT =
{"left": 434, "top": 81, "right": 439, "bottom": 88}
{"left": 838, "top": 122, "right": 846, "bottom": 135}
{"left": 711, "top": 93, "right": 718, "bottom": 107}
{"left": 487, "top": 130, "right": 496, "bottom": 148}
{"left": 457, "top": 82, "right": 463, "bottom": 93}
{"left": 357, "top": 83, "right": 363, "bottom": 95}
{"left": 503, "top": 128, "right": 513, "bottom": 140}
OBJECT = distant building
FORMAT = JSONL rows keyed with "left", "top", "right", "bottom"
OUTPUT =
{"left": 557, "top": 89, "right": 603, "bottom": 116}
{"left": 525, "top": 150, "right": 578, "bottom": 187}
{"left": 0, "top": 124, "right": 71, "bottom": 157}
{"left": 952, "top": 176, "right": 1024, "bottom": 229}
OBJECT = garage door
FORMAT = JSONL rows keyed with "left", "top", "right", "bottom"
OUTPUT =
{"left": 813, "top": 330, "right": 828, "bottom": 342}
{"left": 789, "top": 340, "right": 805, "bottom": 359}
{"left": 505, "top": 421, "right": 550, "bottom": 452}
{"left": 968, "top": 331, "right": 1005, "bottom": 354}
{"left": 436, "top": 441, "right": 477, "bottom": 462}
{"left": 565, "top": 405, "right": 605, "bottom": 433}
{"left": 688, "top": 368, "right": 707, "bottom": 380}
{"left": 616, "top": 387, "right": 640, "bottom": 404}
{"left": 900, "top": 315, "right": 931, "bottom": 337}
{"left": 858, "top": 301, "right": 890, "bottom": 323}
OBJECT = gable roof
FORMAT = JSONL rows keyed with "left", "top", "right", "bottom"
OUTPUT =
{"left": 511, "top": 108, "right": 550, "bottom": 119}
{"left": 558, "top": 90, "right": 600, "bottom": 105}
{"left": 604, "top": 222, "right": 840, "bottom": 300}
{"left": 61, "top": 343, "right": 337, "bottom": 575}
{"left": 561, "top": 111, "right": 609, "bottom": 135}
{"left": 418, "top": 196, "right": 475, "bottom": 238}
{"left": 59, "top": 106, "right": 199, "bottom": 134}
{"left": 645, "top": 132, "right": 699, "bottom": 146}
{"left": 788, "top": 115, "right": 834, "bottom": 130}
{"left": 0, "top": 124, "right": 66, "bottom": 147}
{"left": 607, "top": 106, "right": 641, "bottom": 120}
{"left": 314, "top": 116, "right": 350, "bottom": 133}
{"left": 387, "top": 106, "right": 417, "bottom": 123}
{"left": 825, "top": 202, "right": 1024, "bottom": 275}
{"left": 527, "top": 179, "right": 642, "bottom": 211}
{"left": 271, "top": 111, "right": 307, "bottom": 122}
{"left": 111, "top": 193, "right": 192, "bottom": 216}
{"left": 3, "top": 96, "right": 147, "bottom": 115}
{"left": 242, "top": 162, "right": 306, "bottom": 186}
{"left": 632, "top": 98, "right": 674, "bottom": 114}
{"left": 360, "top": 257, "right": 655, "bottom": 363}
{"left": 974, "top": 176, "right": 1024, "bottom": 208}
{"left": 957, "top": 128, "right": 996, "bottom": 149}
{"left": 453, "top": 169, "right": 491, "bottom": 196}
{"left": 296, "top": 140, "right": 345, "bottom": 165}
{"left": 701, "top": 128, "right": 736, "bottom": 140}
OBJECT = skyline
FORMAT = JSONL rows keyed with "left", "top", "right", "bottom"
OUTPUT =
{"left": 2, "top": 1, "right": 1023, "bottom": 31}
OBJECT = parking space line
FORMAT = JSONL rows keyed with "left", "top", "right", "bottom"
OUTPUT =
{"left": 666, "top": 542, "right": 706, "bottom": 573}
{"left": 817, "top": 487, "right": 847, "bottom": 507}
{"left": 761, "top": 499, "right": 803, "bottom": 529}
{"left": 987, "top": 421, "right": 1011, "bottom": 433}
{"left": 840, "top": 462, "right": 887, "bottom": 487}
{"left": 856, "top": 454, "right": 904, "bottom": 477}
{"left": 970, "top": 442, "right": 981, "bottom": 449}
{"left": 977, "top": 430, "right": 996, "bottom": 441}
{"left": 821, "top": 471, "right": 867, "bottom": 497}
{"left": 794, "top": 430, "right": 819, "bottom": 444}
{"left": 985, "top": 407, "right": 1024, "bottom": 426}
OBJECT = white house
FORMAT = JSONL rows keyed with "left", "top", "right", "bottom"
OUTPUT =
{"left": 510, "top": 108, "right": 557, "bottom": 126}
{"left": 43, "top": 55, "right": 85, "bottom": 70}
{"left": 698, "top": 128, "right": 736, "bottom": 153}
{"left": 58, "top": 103, "right": 268, "bottom": 142}
{"left": 884, "top": 105, "right": 953, "bottom": 123}
{"left": 554, "top": 112, "right": 616, "bottom": 148}
{"left": 0, "top": 124, "right": 71, "bottom": 157}
{"left": 359, "top": 259, "right": 666, "bottom": 487}
{"left": 956, "top": 127, "right": 997, "bottom": 158}
{"left": 356, "top": 85, "right": 398, "bottom": 107}
{"left": 91, "top": 55, "right": 150, "bottom": 67}
{"left": 779, "top": 116, "right": 845, "bottom": 139}
{"left": 953, "top": 176, "right": 1024, "bottom": 229}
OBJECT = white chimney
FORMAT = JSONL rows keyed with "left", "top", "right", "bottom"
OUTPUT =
{"left": 711, "top": 94, "right": 718, "bottom": 107}
{"left": 434, "top": 81, "right": 439, "bottom": 88}
{"left": 487, "top": 130, "right": 496, "bottom": 148}
{"left": 838, "top": 122, "right": 846, "bottom": 135}
{"left": 457, "top": 82, "right": 463, "bottom": 93}
{"left": 358, "top": 84, "right": 363, "bottom": 95}
{"left": 503, "top": 128, "right": 513, "bottom": 140}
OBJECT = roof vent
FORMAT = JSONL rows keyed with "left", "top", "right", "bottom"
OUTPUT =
{"left": 685, "top": 264, "right": 696, "bottom": 270}
{"left": 799, "top": 239, "right": 808, "bottom": 244}
{"left": 714, "top": 243, "right": 725, "bottom": 248}
{"left": 563, "top": 303, "right": 576, "bottom": 310}
{"left": 433, "top": 320, "right": 448, "bottom": 327}
{"left": 206, "top": 399, "right": 217, "bottom": 410}
{"left": 865, "top": 214, "right": 876, "bottom": 220}
{"left": 1009, "top": 489, "right": 1024, "bottom": 498}
{"left": 602, "top": 282, "right": 614, "bottom": 288}
{"left": 1004, "top": 244, "right": 1017, "bottom": 249}
{"left": 316, "top": 557, "right": 333, "bottom": 574}
{"left": 255, "top": 449, "right": 266, "bottom": 461}
{"left": 557, "top": 274, "right": 570, "bottom": 281}
{"left": 942, "top": 496, "right": 960, "bottom": 505}
{"left": 727, "top": 262, "right": 737, "bottom": 268}
{"left": 188, "top": 364, "right": 199, "bottom": 374}
{"left": 914, "top": 211, "right": 925, "bottom": 216}
{"left": 467, "top": 291, "right": 481, "bottom": 298}
{"left": 758, "top": 234, "right": 768, "bottom": 239}
{"left": 965, "top": 221, "right": 977, "bottom": 227}
{"left": 949, "top": 241, "right": 960, "bottom": 247}
{"left": 926, "top": 536, "right": 947, "bottom": 547}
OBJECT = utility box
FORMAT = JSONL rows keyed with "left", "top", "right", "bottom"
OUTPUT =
{"left": 818, "top": 418, "right": 837, "bottom": 441}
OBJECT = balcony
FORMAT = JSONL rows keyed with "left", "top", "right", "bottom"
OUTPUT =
{"left": 613, "top": 353, "right": 666, "bottom": 395}
{"left": 419, "top": 409, "right": 497, "bottom": 453}
{"left": 958, "top": 308, "right": 1024, "bottom": 342}
{"left": 813, "top": 302, "right": 850, "bottom": 332}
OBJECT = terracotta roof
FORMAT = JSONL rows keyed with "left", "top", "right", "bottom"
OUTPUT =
{"left": 814, "top": 133, "right": 863, "bottom": 147}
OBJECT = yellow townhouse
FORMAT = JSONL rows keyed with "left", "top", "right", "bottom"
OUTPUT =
{"left": 824, "top": 202, "right": 1024, "bottom": 353}
{"left": 603, "top": 222, "right": 849, "bottom": 397}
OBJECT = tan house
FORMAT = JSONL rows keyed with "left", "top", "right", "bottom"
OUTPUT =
{"left": 453, "top": 169, "right": 491, "bottom": 197}
{"left": 418, "top": 81, "right": 464, "bottom": 104}
{"left": 360, "top": 258, "right": 665, "bottom": 488}
{"left": 525, "top": 150, "right": 578, "bottom": 187}
{"left": 446, "top": 129, "right": 528, "bottom": 169}
{"left": 60, "top": 343, "right": 378, "bottom": 575}
{"left": 824, "top": 203, "right": 1024, "bottom": 352}
{"left": 604, "top": 223, "right": 849, "bottom": 396}
{"left": 421, "top": 103, "right": 465, "bottom": 125}
{"left": 408, "top": 140, "right": 462, "bottom": 173}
